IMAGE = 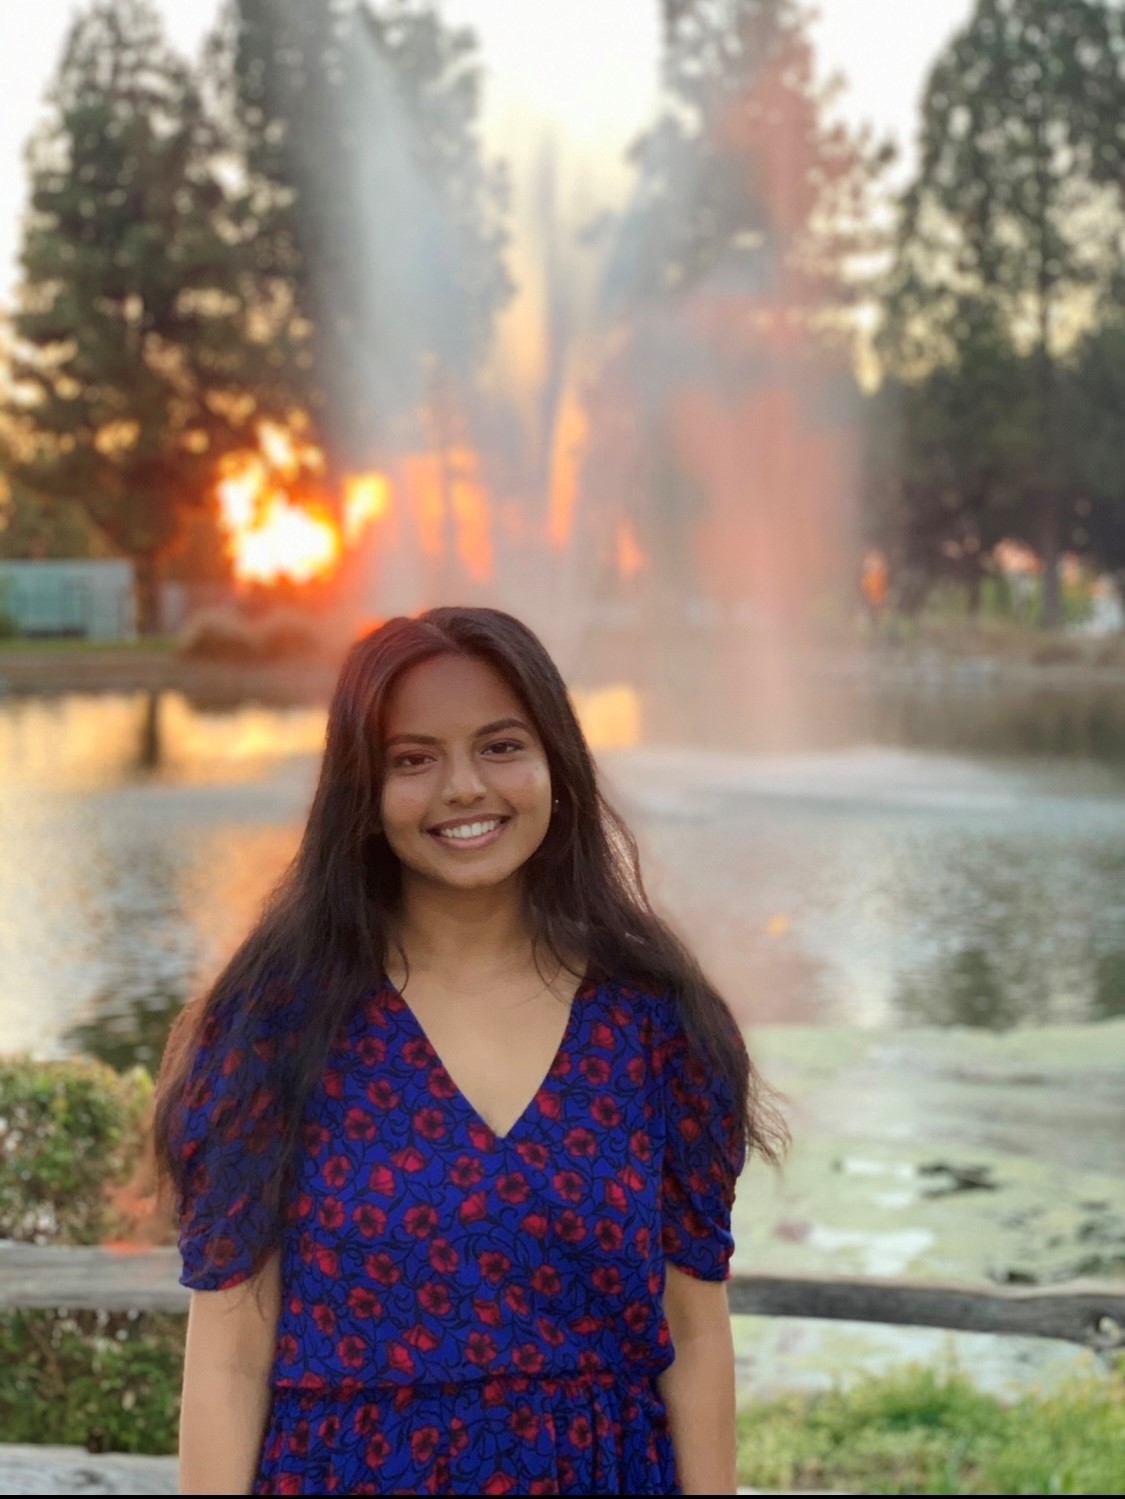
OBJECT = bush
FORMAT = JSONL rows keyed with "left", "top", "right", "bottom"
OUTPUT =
{"left": 0, "top": 1056, "right": 151, "bottom": 1245}
{"left": 177, "top": 605, "right": 323, "bottom": 661}
{"left": 0, "top": 1309, "right": 184, "bottom": 1454}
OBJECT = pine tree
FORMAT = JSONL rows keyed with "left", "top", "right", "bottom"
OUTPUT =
{"left": 6, "top": 0, "right": 260, "bottom": 632}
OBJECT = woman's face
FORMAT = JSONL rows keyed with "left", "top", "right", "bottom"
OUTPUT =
{"left": 379, "top": 654, "right": 554, "bottom": 892}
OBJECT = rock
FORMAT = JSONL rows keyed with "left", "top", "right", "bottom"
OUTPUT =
{"left": 0, "top": 1446, "right": 177, "bottom": 1496}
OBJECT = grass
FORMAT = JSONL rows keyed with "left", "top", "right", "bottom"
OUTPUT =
{"left": 0, "top": 636, "right": 178, "bottom": 653}
{"left": 736, "top": 1357, "right": 1125, "bottom": 1495}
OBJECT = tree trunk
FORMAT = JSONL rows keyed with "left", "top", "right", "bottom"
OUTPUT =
{"left": 134, "top": 550, "right": 162, "bottom": 636}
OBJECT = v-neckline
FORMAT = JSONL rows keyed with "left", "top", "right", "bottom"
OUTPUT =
{"left": 381, "top": 965, "right": 594, "bottom": 1146}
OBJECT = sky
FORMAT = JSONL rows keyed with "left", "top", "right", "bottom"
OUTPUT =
{"left": 0, "top": 0, "right": 976, "bottom": 309}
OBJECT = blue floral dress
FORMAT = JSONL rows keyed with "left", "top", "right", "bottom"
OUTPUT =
{"left": 176, "top": 973, "right": 746, "bottom": 1495}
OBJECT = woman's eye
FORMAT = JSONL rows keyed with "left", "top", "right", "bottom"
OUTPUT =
{"left": 394, "top": 753, "right": 431, "bottom": 769}
{"left": 487, "top": 740, "right": 523, "bottom": 755}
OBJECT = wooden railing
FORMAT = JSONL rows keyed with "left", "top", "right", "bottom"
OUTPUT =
{"left": 2, "top": 1244, "right": 1122, "bottom": 1355}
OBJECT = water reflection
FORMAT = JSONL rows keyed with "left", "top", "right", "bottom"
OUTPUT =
{"left": 2, "top": 690, "right": 1125, "bottom": 1066}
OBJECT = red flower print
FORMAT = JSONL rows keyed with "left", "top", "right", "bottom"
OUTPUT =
{"left": 520, "top": 1211, "right": 548, "bottom": 1238}
{"left": 591, "top": 1095, "right": 621, "bottom": 1128}
{"left": 295, "top": 1192, "right": 315, "bottom": 1220}
{"left": 629, "top": 1128, "right": 653, "bottom": 1160}
{"left": 594, "top": 1217, "right": 623, "bottom": 1252}
{"left": 548, "top": 1050, "right": 571, "bottom": 1078}
{"left": 563, "top": 1126, "right": 597, "bottom": 1158}
{"left": 537, "top": 1317, "right": 566, "bottom": 1347}
{"left": 624, "top": 1301, "right": 652, "bottom": 1332}
{"left": 314, "top": 1245, "right": 339, "bottom": 1276}
{"left": 530, "top": 1264, "right": 561, "bottom": 1296}
{"left": 459, "top": 1191, "right": 489, "bottom": 1223}
{"left": 568, "top": 1413, "right": 594, "bottom": 1450}
{"left": 483, "top": 1475, "right": 515, "bottom": 1495}
{"left": 319, "top": 1197, "right": 345, "bottom": 1231}
{"left": 413, "top": 1107, "right": 446, "bottom": 1140}
{"left": 468, "top": 1121, "right": 496, "bottom": 1151}
{"left": 503, "top": 1283, "right": 530, "bottom": 1317}
{"left": 390, "top": 1144, "right": 428, "bottom": 1172}
{"left": 404, "top": 1203, "right": 439, "bottom": 1237}
{"left": 346, "top": 1285, "right": 382, "bottom": 1319}
{"left": 474, "top": 1296, "right": 503, "bottom": 1327}
{"left": 478, "top": 1250, "right": 510, "bottom": 1283}
{"left": 579, "top": 1055, "right": 611, "bottom": 1085}
{"left": 402, "top": 1323, "right": 440, "bottom": 1351}
{"left": 351, "top": 1202, "right": 387, "bottom": 1238}
{"left": 511, "top": 1342, "right": 545, "bottom": 1374}
{"left": 428, "top": 1238, "right": 460, "bottom": 1273}
{"left": 367, "top": 1163, "right": 396, "bottom": 1196}
{"left": 449, "top": 1416, "right": 469, "bottom": 1455}
{"left": 428, "top": 1068, "right": 457, "bottom": 1099}
{"left": 344, "top": 1108, "right": 377, "bottom": 1143}
{"left": 276, "top": 1475, "right": 302, "bottom": 1494}
{"left": 208, "top": 1234, "right": 236, "bottom": 1268}
{"left": 684, "top": 1207, "right": 711, "bottom": 1238}
{"left": 515, "top": 1140, "right": 548, "bottom": 1170}
{"left": 287, "top": 1418, "right": 311, "bottom": 1458}
{"left": 536, "top": 1091, "right": 561, "bottom": 1120}
{"left": 278, "top": 1333, "right": 299, "bottom": 1364}
{"left": 619, "top": 1163, "right": 646, "bottom": 1192}
{"left": 482, "top": 1377, "right": 507, "bottom": 1407}
{"left": 288, "top": 1295, "right": 303, "bottom": 1315}
{"left": 591, "top": 1021, "right": 615, "bottom": 1050}
{"left": 496, "top": 1171, "right": 529, "bottom": 1203}
{"left": 634, "top": 1225, "right": 651, "bottom": 1257}
{"left": 363, "top": 1432, "right": 391, "bottom": 1468}
{"left": 552, "top": 1169, "right": 585, "bottom": 1202}
{"left": 417, "top": 1281, "right": 452, "bottom": 1316}
{"left": 678, "top": 1115, "right": 703, "bottom": 1144}
{"left": 510, "top": 1405, "right": 539, "bottom": 1442}
{"left": 312, "top": 1302, "right": 336, "bottom": 1335}
{"left": 386, "top": 1341, "right": 415, "bottom": 1375}
{"left": 221, "top": 1047, "right": 242, "bottom": 1077}
{"left": 303, "top": 1121, "right": 330, "bottom": 1156}
{"left": 450, "top": 1154, "right": 484, "bottom": 1189}
{"left": 317, "top": 1414, "right": 341, "bottom": 1444}
{"left": 625, "top": 1055, "right": 647, "bottom": 1086}
{"left": 553, "top": 1209, "right": 586, "bottom": 1242}
{"left": 571, "top": 1313, "right": 600, "bottom": 1335}
{"left": 364, "top": 1251, "right": 401, "bottom": 1285}
{"left": 411, "top": 1426, "right": 441, "bottom": 1465}
{"left": 323, "top": 1070, "right": 344, "bottom": 1099}
{"left": 356, "top": 1034, "right": 386, "bottom": 1067}
{"left": 365, "top": 1077, "right": 399, "bottom": 1110}
{"left": 602, "top": 1179, "right": 628, "bottom": 1214}
{"left": 353, "top": 1403, "right": 382, "bottom": 1436}
{"left": 336, "top": 1334, "right": 367, "bottom": 1369}
{"left": 465, "top": 1329, "right": 498, "bottom": 1365}
{"left": 402, "top": 1037, "right": 431, "bottom": 1068}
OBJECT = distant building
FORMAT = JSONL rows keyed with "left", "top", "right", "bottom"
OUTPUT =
{"left": 0, "top": 560, "right": 136, "bottom": 641}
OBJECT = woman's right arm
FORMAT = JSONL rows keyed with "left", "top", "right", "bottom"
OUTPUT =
{"left": 179, "top": 1248, "right": 281, "bottom": 1496}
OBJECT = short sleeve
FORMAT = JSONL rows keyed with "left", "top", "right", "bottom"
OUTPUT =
{"left": 173, "top": 989, "right": 289, "bottom": 1292}
{"left": 656, "top": 999, "right": 748, "bottom": 1282}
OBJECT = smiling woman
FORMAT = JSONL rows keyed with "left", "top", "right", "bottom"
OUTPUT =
{"left": 151, "top": 605, "right": 789, "bottom": 1496}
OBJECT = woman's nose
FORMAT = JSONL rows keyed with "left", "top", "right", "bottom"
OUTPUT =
{"left": 441, "top": 750, "right": 487, "bottom": 803}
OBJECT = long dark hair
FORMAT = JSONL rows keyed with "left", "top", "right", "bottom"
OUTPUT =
{"left": 153, "top": 606, "right": 789, "bottom": 1246}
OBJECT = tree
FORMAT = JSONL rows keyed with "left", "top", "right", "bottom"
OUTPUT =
{"left": 6, "top": 0, "right": 260, "bottom": 631}
{"left": 880, "top": 0, "right": 1125, "bottom": 627}
{"left": 864, "top": 296, "right": 1037, "bottom": 615}
{"left": 202, "top": 0, "right": 512, "bottom": 482}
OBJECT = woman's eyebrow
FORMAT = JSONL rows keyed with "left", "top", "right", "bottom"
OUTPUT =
{"left": 385, "top": 717, "right": 531, "bottom": 748}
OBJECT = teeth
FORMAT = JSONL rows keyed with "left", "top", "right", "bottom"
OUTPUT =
{"left": 435, "top": 819, "right": 501, "bottom": 841}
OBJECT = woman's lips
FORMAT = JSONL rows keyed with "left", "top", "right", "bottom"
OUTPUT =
{"left": 427, "top": 817, "right": 510, "bottom": 851}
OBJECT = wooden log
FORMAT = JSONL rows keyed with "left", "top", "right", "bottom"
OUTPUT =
{"left": 726, "top": 1271, "right": 1125, "bottom": 1352}
{"left": 2, "top": 1246, "right": 1121, "bottom": 1354}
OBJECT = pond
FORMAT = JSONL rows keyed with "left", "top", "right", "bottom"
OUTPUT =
{"left": 2, "top": 685, "right": 1124, "bottom": 1065}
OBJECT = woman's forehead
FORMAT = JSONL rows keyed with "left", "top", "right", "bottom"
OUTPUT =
{"left": 384, "top": 656, "right": 528, "bottom": 733}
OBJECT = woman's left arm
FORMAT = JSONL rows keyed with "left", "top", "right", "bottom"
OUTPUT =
{"left": 656, "top": 1263, "right": 738, "bottom": 1495}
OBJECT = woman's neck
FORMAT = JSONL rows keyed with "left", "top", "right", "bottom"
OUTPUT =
{"left": 388, "top": 873, "right": 535, "bottom": 986}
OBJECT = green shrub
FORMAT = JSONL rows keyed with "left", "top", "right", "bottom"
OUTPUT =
{"left": 0, "top": 1309, "right": 183, "bottom": 1454}
{"left": 0, "top": 1056, "right": 151, "bottom": 1244}
{"left": 737, "top": 1356, "right": 1125, "bottom": 1495}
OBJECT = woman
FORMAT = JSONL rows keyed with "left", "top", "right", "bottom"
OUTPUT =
{"left": 153, "top": 606, "right": 788, "bottom": 1495}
